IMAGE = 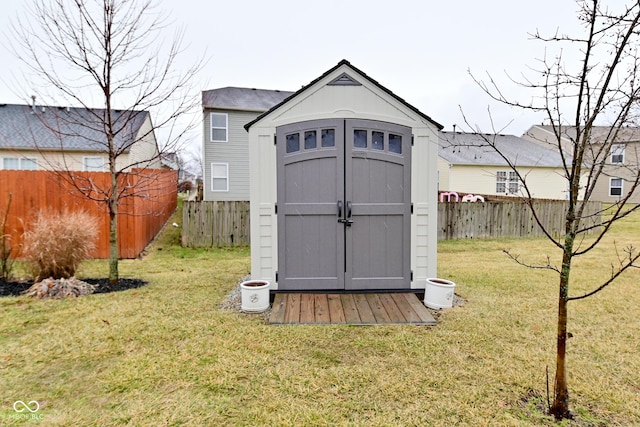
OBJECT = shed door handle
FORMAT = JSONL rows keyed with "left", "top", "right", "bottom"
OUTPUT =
{"left": 346, "top": 201, "right": 352, "bottom": 218}
{"left": 337, "top": 200, "right": 343, "bottom": 217}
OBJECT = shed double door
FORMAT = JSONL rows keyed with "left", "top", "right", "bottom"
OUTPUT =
{"left": 277, "top": 119, "right": 411, "bottom": 291}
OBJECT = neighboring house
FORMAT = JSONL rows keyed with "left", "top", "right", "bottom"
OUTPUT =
{"left": 0, "top": 103, "right": 161, "bottom": 172}
{"left": 201, "top": 87, "right": 293, "bottom": 201}
{"left": 438, "top": 131, "right": 569, "bottom": 200}
{"left": 524, "top": 125, "right": 640, "bottom": 203}
{"left": 161, "top": 151, "right": 198, "bottom": 185}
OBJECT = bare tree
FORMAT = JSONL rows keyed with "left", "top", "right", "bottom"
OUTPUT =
{"left": 182, "top": 146, "right": 203, "bottom": 181}
{"left": 9, "top": 0, "right": 202, "bottom": 284}
{"left": 462, "top": 0, "right": 640, "bottom": 420}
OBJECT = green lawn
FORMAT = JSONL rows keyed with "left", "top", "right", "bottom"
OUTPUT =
{"left": 1, "top": 209, "right": 639, "bottom": 426}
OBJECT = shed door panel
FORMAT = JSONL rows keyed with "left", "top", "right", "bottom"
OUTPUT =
{"left": 277, "top": 120, "right": 344, "bottom": 290}
{"left": 346, "top": 120, "right": 412, "bottom": 290}
{"left": 277, "top": 119, "right": 411, "bottom": 291}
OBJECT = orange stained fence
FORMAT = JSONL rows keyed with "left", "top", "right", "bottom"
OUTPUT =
{"left": 0, "top": 169, "right": 177, "bottom": 259}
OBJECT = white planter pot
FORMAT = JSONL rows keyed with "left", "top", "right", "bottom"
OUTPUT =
{"left": 240, "top": 280, "right": 271, "bottom": 312}
{"left": 424, "top": 278, "right": 456, "bottom": 309}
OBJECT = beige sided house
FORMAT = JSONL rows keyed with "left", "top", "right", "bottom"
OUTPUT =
{"left": 523, "top": 125, "right": 640, "bottom": 203}
{"left": 438, "top": 131, "right": 568, "bottom": 200}
{"left": 201, "top": 87, "right": 293, "bottom": 201}
{"left": 0, "top": 103, "right": 160, "bottom": 171}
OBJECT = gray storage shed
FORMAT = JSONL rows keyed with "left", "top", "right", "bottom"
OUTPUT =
{"left": 245, "top": 60, "right": 442, "bottom": 291}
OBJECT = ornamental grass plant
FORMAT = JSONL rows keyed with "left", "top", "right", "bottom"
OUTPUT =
{"left": 21, "top": 208, "right": 98, "bottom": 281}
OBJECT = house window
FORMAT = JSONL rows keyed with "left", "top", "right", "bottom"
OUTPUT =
{"left": 2, "top": 157, "right": 38, "bottom": 170}
{"left": 496, "top": 171, "right": 519, "bottom": 194}
{"left": 83, "top": 156, "right": 105, "bottom": 171}
{"left": 508, "top": 171, "right": 519, "bottom": 194}
{"left": 609, "top": 177, "right": 623, "bottom": 197}
{"left": 211, "top": 162, "right": 229, "bottom": 192}
{"left": 496, "top": 171, "right": 507, "bottom": 193}
{"left": 210, "top": 113, "right": 228, "bottom": 142}
{"left": 611, "top": 144, "right": 625, "bottom": 164}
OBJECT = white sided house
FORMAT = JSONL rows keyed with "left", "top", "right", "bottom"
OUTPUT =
{"left": 245, "top": 60, "right": 443, "bottom": 292}
{"left": 438, "top": 131, "right": 569, "bottom": 200}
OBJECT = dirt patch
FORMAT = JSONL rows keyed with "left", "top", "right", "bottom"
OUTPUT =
{"left": 516, "top": 389, "right": 610, "bottom": 427}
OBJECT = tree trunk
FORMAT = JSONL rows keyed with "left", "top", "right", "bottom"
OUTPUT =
{"left": 108, "top": 179, "right": 119, "bottom": 285}
{"left": 551, "top": 238, "right": 573, "bottom": 420}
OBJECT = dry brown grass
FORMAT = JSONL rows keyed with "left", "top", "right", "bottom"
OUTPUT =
{"left": 0, "top": 204, "right": 638, "bottom": 426}
{"left": 22, "top": 208, "right": 98, "bottom": 281}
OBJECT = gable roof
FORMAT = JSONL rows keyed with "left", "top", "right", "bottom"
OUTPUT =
{"left": 439, "top": 131, "right": 567, "bottom": 168}
{"left": 0, "top": 104, "right": 150, "bottom": 152}
{"left": 202, "top": 87, "right": 294, "bottom": 112}
{"left": 244, "top": 59, "right": 443, "bottom": 131}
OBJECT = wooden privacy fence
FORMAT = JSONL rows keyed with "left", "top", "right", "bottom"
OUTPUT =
{"left": 182, "top": 201, "right": 250, "bottom": 247}
{"left": 438, "top": 200, "right": 602, "bottom": 240}
{"left": 180, "top": 199, "right": 602, "bottom": 247}
{"left": 0, "top": 169, "right": 177, "bottom": 259}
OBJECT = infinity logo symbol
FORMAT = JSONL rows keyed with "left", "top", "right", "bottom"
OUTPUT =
{"left": 13, "top": 400, "right": 40, "bottom": 413}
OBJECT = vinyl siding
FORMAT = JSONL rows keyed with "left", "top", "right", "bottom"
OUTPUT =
{"left": 437, "top": 156, "right": 450, "bottom": 192}
{"left": 445, "top": 164, "right": 568, "bottom": 200}
{"left": 203, "top": 108, "right": 260, "bottom": 201}
{"left": 590, "top": 148, "right": 640, "bottom": 203}
{"left": 0, "top": 148, "right": 126, "bottom": 171}
{"left": 523, "top": 126, "right": 640, "bottom": 202}
{"left": 128, "top": 116, "right": 161, "bottom": 169}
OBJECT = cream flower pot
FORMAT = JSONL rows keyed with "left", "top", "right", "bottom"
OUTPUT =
{"left": 424, "top": 278, "right": 456, "bottom": 309}
{"left": 240, "top": 280, "right": 270, "bottom": 312}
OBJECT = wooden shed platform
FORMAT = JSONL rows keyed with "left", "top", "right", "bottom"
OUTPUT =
{"left": 268, "top": 292, "right": 437, "bottom": 325}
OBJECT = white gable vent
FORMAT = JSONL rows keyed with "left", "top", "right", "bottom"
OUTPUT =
{"left": 327, "top": 72, "right": 361, "bottom": 86}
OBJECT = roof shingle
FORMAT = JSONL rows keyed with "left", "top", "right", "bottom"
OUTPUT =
{"left": 0, "top": 104, "right": 149, "bottom": 152}
{"left": 202, "top": 87, "right": 294, "bottom": 111}
{"left": 439, "top": 131, "right": 567, "bottom": 168}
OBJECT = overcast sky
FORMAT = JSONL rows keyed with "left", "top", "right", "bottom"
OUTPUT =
{"left": 0, "top": 0, "right": 600, "bottom": 147}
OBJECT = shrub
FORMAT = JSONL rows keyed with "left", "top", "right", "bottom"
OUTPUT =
{"left": 0, "top": 233, "right": 13, "bottom": 280}
{"left": 22, "top": 208, "right": 98, "bottom": 281}
{"left": 1, "top": 194, "right": 14, "bottom": 280}
{"left": 178, "top": 181, "right": 193, "bottom": 193}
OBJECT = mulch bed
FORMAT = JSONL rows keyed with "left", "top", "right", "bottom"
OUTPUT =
{"left": 0, "top": 278, "right": 147, "bottom": 297}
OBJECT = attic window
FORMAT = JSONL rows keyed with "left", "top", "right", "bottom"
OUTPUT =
{"left": 327, "top": 72, "right": 361, "bottom": 86}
